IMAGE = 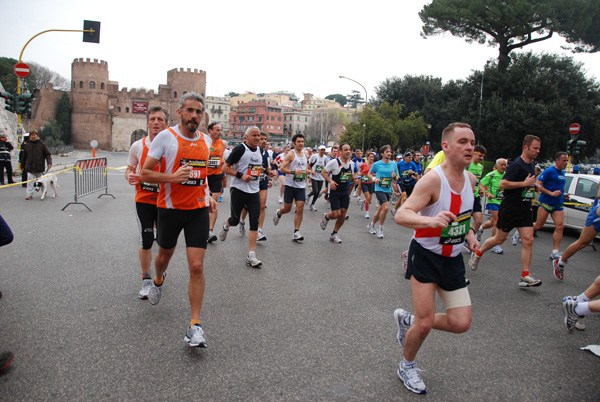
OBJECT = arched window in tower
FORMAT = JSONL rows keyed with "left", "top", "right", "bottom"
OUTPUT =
{"left": 125, "top": 107, "right": 130, "bottom": 113}
{"left": 79, "top": 81, "right": 83, "bottom": 88}
{"left": 101, "top": 82, "right": 105, "bottom": 90}
{"left": 89, "top": 81, "right": 95, "bottom": 89}
{"left": 174, "top": 91, "right": 177, "bottom": 98}
{"left": 117, "top": 107, "right": 121, "bottom": 112}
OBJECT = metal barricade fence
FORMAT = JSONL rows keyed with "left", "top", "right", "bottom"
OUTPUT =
{"left": 62, "top": 157, "right": 115, "bottom": 211}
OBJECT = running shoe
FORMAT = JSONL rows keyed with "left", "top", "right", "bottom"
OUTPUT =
{"left": 219, "top": 225, "right": 229, "bottom": 241}
{"left": 257, "top": 230, "right": 267, "bottom": 241}
{"left": 0, "top": 351, "right": 14, "bottom": 371}
{"left": 207, "top": 229, "right": 218, "bottom": 243}
{"left": 368, "top": 222, "right": 376, "bottom": 234}
{"left": 393, "top": 308, "right": 412, "bottom": 347}
{"left": 320, "top": 213, "right": 329, "bottom": 230}
{"left": 148, "top": 274, "right": 165, "bottom": 305}
{"left": 390, "top": 208, "right": 396, "bottom": 218}
{"left": 359, "top": 199, "right": 365, "bottom": 211}
{"left": 352, "top": 190, "right": 357, "bottom": 197}
{"left": 273, "top": 209, "right": 281, "bottom": 226}
{"left": 376, "top": 225, "right": 384, "bottom": 238}
{"left": 246, "top": 255, "right": 263, "bottom": 268}
{"left": 576, "top": 316, "right": 586, "bottom": 330}
{"left": 476, "top": 228, "right": 484, "bottom": 242}
{"left": 519, "top": 275, "right": 542, "bottom": 287}
{"left": 552, "top": 258, "right": 564, "bottom": 280}
{"left": 345, "top": 215, "right": 349, "bottom": 221}
{"left": 138, "top": 278, "right": 153, "bottom": 299}
{"left": 309, "top": 204, "right": 317, "bottom": 212}
{"left": 278, "top": 196, "right": 283, "bottom": 204}
{"left": 398, "top": 361, "right": 426, "bottom": 394}
{"left": 357, "top": 196, "right": 362, "bottom": 204}
{"left": 468, "top": 252, "right": 480, "bottom": 271}
{"left": 218, "top": 195, "right": 223, "bottom": 202}
{"left": 491, "top": 245, "right": 504, "bottom": 254}
{"left": 292, "top": 231, "right": 304, "bottom": 242}
{"left": 364, "top": 211, "right": 370, "bottom": 219}
{"left": 239, "top": 222, "right": 246, "bottom": 236}
{"left": 330, "top": 233, "right": 342, "bottom": 243}
{"left": 512, "top": 232, "right": 521, "bottom": 246}
{"left": 562, "top": 296, "right": 582, "bottom": 333}
{"left": 184, "top": 324, "right": 207, "bottom": 347}
{"left": 462, "top": 241, "right": 470, "bottom": 252}
{"left": 401, "top": 250, "right": 408, "bottom": 271}
{"left": 549, "top": 250, "right": 562, "bottom": 260}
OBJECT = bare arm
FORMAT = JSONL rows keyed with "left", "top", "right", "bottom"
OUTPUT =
{"left": 499, "top": 174, "right": 536, "bottom": 189}
{"left": 140, "top": 156, "right": 191, "bottom": 183}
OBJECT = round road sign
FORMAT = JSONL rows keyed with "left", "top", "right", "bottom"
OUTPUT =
{"left": 14, "top": 62, "right": 30, "bottom": 78}
{"left": 569, "top": 123, "right": 580, "bottom": 135}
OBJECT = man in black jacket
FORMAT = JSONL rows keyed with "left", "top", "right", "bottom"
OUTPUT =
{"left": 21, "top": 130, "right": 52, "bottom": 200}
{"left": 0, "top": 133, "right": 15, "bottom": 185}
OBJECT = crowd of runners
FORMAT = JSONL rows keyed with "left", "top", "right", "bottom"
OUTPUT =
{"left": 123, "top": 93, "right": 600, "bottom": 394}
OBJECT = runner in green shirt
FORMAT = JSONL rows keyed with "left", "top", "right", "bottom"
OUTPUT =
{"left": 478, "top": 158, "right": 507, "bottom": 253}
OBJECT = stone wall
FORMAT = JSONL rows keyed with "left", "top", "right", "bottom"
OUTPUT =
{"left": 112, "top": 115, "right": 148, "bottom": 151}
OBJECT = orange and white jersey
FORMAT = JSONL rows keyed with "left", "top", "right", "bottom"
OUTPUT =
{"left": 148, "top": 125, "right": 212, "bottom": 210}
{"left": 414, "top": 165, "right": 474, "bottom": 258}
{"left": 128, "top": 136, "right": 160, "bottom": 205}
{"left": 207, "top": 138, "right": 225, "bottom": 176}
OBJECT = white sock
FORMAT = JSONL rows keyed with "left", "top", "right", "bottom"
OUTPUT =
{"left": 575, "top": 302, "right": 591, "bottom": 317}
{"left": 552, "top": 249, "right": 559, "bottom": 254}
{"left": 248, "top": 251, "right": 255, "bottom": 258}
{"left": 558, "top": 258, "right": 566, "bottom": 267}
{"left": 577, "top": 292, "right": 591, "bottom": 302}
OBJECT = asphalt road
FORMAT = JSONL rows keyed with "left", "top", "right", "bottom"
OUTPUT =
{"left": 0, "top": 151, "right": 598, "bottom": 401}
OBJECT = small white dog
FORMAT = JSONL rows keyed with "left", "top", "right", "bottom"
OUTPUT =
{"left": 34, "top": 174, "right": 58, "bottom": 200}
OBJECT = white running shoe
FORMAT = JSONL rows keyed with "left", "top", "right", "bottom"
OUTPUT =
{"left": 398, "top": 361, "right": 426, "bottom": 394}
{"left": 519, "top": 275, "right": 542, "bottom": 287}
{"left": 468, "top": 252, "right": 480, "bottom": 271}
{"left": 330, "top": 233, "right": 342, "bottom": 243}
{"left": 368, "top": 222, "right": 376, "bottom": 234}
{"left": 376, "top": 225, "right": 384, "bottom": 238}
{"left": 278, "top": 196, "right": 283, "bottom": 204}
{"left": 138, "top": 278, "right": 153, "bottom": 299}
{"left": 246, "top": 254, "right": 262, "bottom": 268}
{"left": 549, "top": 250, "right": 562, "bottom": 260}
{"left": 257, "top": 230, "right": 267, "bottom": 241}
{"left": 207, "top": 229, "right": 217, "bottom": 243}
{"left": 320, "top": 213, "right": 329, "bottom": 230}
{"left": 148, "top": 275, "right": 165, "bottom": 305}
{"left": 273, "top": 209, "right": 281, "bottom": 226}
{"left": 491, "top": 245, "right": 504, "bottom": 254}
{"left": 393, "top": 308, "right": 412, "bottom": 348}
{"left": 184, "top": 324, "right": 207, "bottom": 347}
{"left": 239, "top": 222, "right": 246, "bottom": 236}
{"left": 476, "top": 228, "right": 484, "bottom": 242}
{"left": 309, "top": 204, "right": 317, "bottom": 212}
{"left": 352, "top": 190, "right": 357, "bottom": 197}
{"left": 512, "top": 232, "right": 521, "bottom": 246}
{"left": 359, "top": 199, "right": 365, "bottom": 211}
{"left": 219, "top": 225, "right": 229, "bottom": 241}
{"left": 364, "top": 211, "right": 370, "bottom": 219}
{"left": 293, "top": 231, "right": 304, "bottom": 241}
{"left": 390, "top": 208, "right": 396, "bottom": 218}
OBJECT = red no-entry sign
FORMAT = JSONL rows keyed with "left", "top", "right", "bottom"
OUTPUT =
{"left": 14, "top": 62, "right": 30, "bottom": 78}
{"left": 569, "top": 123, "right": 580, "bottom": 135}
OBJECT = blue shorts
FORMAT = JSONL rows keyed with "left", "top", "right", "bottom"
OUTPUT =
{"left": 329, "top": 191, "right": 350, "bottom": 211}
{"left": 540, "top": 202, "right": 564, "bottom": 213}
{"left": 486, "top": 203, "right": 500, "bottom": 212}
{"left": 284, "top": 185, "right": 305, "bottom": 203}
{"left": 585, "top": 205, "right": 600, "bottom": 232}
{"left": 259, "top": 179, "right": 269, "bottom": 191}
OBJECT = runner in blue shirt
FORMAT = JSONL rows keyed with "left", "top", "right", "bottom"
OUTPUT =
{"left": 367, "top": 145, "right": 399, "bottom": 238}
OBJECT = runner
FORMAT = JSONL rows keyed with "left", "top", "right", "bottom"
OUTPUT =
{"left": 367, "top": 145, "right": 399, "bottom": 238}
{"left": 553, "top": 181, "right": 599, "bottom": 282}
{"left": 393, "top": 122, "right": 478, "bottom": 394}
{"left": 273, "top": 134, "right": 308, "bottom": 241}
{"left": 359, "top": 152, "right": 375, "bottom": 219}
{"left": 125, "top": 106, "right": 169, "bottom": 299}
{"left": 391, "top": 151, "right": 418, "bottom": 215}
{"left": 219, "top": 126, "right": 263, "bottom": 267}
{"left": 466, "top": 145, "right": 487, "bottom": 243}
{"left": 533, "top": 151, "right": 569, "bottom": 260}
{"left": 306, "top": 145, "right": 328, "bottom": 211}
{"left": 206, "top": 122, "right": 227, "bottom": 243}
{"left": 468, "top": 135, "right": 542, "bottom": 288}
{"left": 319, "top": 143, "right": 356, "bottom": 243}
{"left": 274, "top": 145, "right": 290, "bottom": 203}
{"left": 351, "top": 149, "right": 364, "bottom": 199}
{"left": 140, "top": 92, "right": 217, "bottom": 348}
{"left": 478, "top": 158, "right": 507, "bottom": 254}
{"left": 562, "top": 274, "right": 600, "bottom": 333}
{"left": 240, "top": 131, "right": 273, "bottom": 241}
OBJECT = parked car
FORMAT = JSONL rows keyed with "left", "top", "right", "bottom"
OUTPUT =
{"left": 560, "top": 173, "right": 599, "bottom": 230}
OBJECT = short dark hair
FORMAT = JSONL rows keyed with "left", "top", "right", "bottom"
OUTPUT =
{"left": 523, "top": 135, "right": 541, "bottom": 148}
{"left": 292, "top": 133, "right": 304, "bottom": 143}
{"left": 208, "top": 121, "right": 221, "bottom": 131}
{"left": 379, "top": 145, "right": 391, "bottom": 154}
{"left": 555, "top": 151, "right": 568, "bottom": 160}
{"left": 147, "top": 105, "right": 169, "bottom": 122}
{"left": 474, "top": 145, "right": 487, "bottom": 154}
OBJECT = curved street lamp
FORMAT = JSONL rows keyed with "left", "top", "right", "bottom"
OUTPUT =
{"left": 339, "top": 75, "right": 367, "bottom": 150}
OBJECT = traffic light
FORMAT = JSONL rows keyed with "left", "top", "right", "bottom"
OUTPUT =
{"left": 15, "top": 94, "right": 26, "bottom": 114}
{"left": 574, "top": 140, "right": 586, "bottom": 155}
{"left": 20, "top": 93, "right": 34, "bottom": 118}
{"left": 83, "top": 20, "right": 101, "bottom": 43}
{"left": 1, "top": 91, "right": 16, "bottom": 113}
{"left": 566, "top": 139, "right": 574, "bottom": 155}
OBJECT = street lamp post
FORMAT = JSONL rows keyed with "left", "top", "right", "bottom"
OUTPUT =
{"left": 339, "top": 75, "right": 367, "bottom": 150}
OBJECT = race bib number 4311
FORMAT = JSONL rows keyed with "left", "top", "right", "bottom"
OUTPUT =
{"left": 181, "top": 159, "right": 207, "bottom": 186}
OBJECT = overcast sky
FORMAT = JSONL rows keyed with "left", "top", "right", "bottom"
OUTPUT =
{"left": 2, "top": 0, "right": 599, "bottom": 101}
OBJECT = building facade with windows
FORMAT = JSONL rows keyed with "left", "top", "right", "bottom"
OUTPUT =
{"left": 229, "top": 100, "right": 285, "bottom": 143}
{"left": 205, "top": 96, "right": 230, "bottom": 132}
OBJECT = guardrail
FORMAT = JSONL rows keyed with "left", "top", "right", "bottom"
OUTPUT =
{"left": 62, "top": 157, "right": 115, "bottom": 211}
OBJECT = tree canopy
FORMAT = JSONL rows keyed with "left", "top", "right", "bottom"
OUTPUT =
{"left": 419, "top": 0, "right": 600, "bottom": 70}
{"left": 325, "top": 93, "right": 347, "bottom": 107}
{"left": 0, "top": 57, "right": 69, "bottom": 93}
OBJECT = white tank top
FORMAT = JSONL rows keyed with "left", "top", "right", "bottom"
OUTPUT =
{"left": 231, "top": 143, "right": 262, "bottom": 194}
{"left": 284, "top": 150, "right": 307, "bottom": 188}
{"left": 414, "top": 165, "right": 474, "bottom": 257}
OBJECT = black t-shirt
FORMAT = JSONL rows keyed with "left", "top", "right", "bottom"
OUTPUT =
{"left": 502, "top": 156, "right": 536, "bottom": 204}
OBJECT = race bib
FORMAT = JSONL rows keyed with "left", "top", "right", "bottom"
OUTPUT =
{"left": 361, "top": 175, "right": 371, "bottom": 183}
{"left": 339, "top": 172, "right": 352, "bottom": 182}
{"left": 496, "top": 188, "right": 504, "bottom": 200}
{"left": 379, "top": 177, "right": 391, "bottom": 188}
{"left": 247, "top": 164, "right": 262, "bottom": 181}
{"left": 140, "top": 181, "right": 160, "bottom": 193}
{"left": 314, "top": 166, "right": 324, "bottom": 173}
{"left": 293, "top": 170, "right": 306, "bottom": 182}
{"left": 208, "top": 156, "right": 221, "bottom": 169}
{"left": 439, "top": 210, "right": 472, "bottom": 245}
{"left": 521, "top": 186, "right": 536, "bottom": 200}
{"left": 180, "top": 159, "right": 207, "bottom": 186}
